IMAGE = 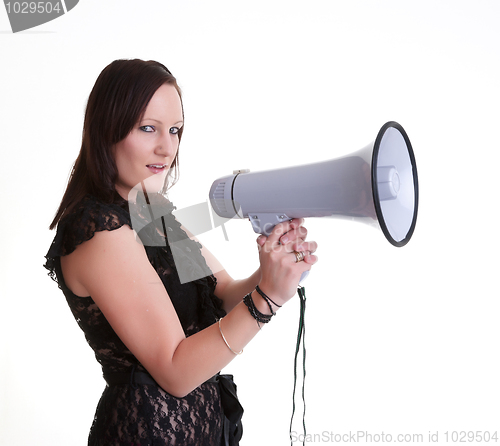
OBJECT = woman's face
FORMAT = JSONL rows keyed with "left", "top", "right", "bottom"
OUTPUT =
{"left": 114, "top": 83, "right": 183, "bottom": 200}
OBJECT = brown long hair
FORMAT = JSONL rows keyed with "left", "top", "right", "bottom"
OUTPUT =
{"left": 49, "top": 59, "right": 183, "bottom": 229}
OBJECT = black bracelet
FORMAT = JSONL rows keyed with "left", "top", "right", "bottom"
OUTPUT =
{"left": 255, "top": 285, "right": 282, "bottom": 312}
{"left": 243, "top": 292, "right": 273, "bottom": 326}
{"left": 254, "top": 288, "right": 275, "bottom": 316}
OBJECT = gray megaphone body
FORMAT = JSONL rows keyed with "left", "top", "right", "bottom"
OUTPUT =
{"left": 209, "top": 121, "right": 418, "bottom": 260}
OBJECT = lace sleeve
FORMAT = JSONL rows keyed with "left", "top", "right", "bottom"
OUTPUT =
{"left": 44, "top": 195, "right": 132, "bottom": 281}
{"left": 44, "top": 193, "right": 225, "bottom": 332}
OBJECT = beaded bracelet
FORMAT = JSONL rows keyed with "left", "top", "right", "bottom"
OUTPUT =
{"left": 243, "top": 292, "right": 273, "bottom": 327}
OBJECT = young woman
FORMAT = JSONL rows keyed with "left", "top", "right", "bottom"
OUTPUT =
{"left": 44, "top": 59, "right": 318, "bottom": 446}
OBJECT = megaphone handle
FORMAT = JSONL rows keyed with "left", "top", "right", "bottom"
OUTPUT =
{"left": 249, "top": 215, "right": 310, "bottom": 284}
{"left": 299, "top": 271, "right": 309, "bottom": 284}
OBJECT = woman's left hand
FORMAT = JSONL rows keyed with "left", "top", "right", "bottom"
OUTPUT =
{"left": 256, "top": 218, "right": 318, "bottom": 304}
{"left": 257, "top": 218, "right": 318, "bottom": 264}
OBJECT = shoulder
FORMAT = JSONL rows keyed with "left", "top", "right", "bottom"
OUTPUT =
{"left": 45, "top": 194, "right": 133, "bottom": 289}
{"left": 58, "top": 194, "right": 132, "bottom": 256}
{"left": 55, "top": 196, "right": 142, "bottom": 297}
{"left": 60, "top": 222, "right": 142, "bottom": 297}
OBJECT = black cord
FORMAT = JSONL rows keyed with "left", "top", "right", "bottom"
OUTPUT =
{"left": 290, "top": 286, "right": 307, "bottom": 445}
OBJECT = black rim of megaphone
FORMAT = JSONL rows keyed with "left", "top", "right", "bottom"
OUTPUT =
{"left": 371, "top": 121, "right": 419, "bottom": 247}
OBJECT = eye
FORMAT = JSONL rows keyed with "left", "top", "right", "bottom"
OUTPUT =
{"left": 169, "top": 127, "right": 181, "bottom": 135}
{"left": 139, "top": 125, "right": 155, "bottom": 132}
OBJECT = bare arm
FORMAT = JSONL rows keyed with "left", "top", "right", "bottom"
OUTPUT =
{"left": 63, "top": 219, "right": 316, "bottom": 398}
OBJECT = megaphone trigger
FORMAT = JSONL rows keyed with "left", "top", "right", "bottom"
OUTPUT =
{"left": 248, "top": 213, "right": 292, "bottom": 236}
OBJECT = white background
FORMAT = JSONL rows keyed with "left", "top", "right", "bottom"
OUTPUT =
{"left": 1, "top": 1, "right": 499, "bottom": 445}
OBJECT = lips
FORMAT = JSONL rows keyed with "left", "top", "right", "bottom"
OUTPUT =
{"left": 146, "top": 164, "right": 167, "bottom": 174}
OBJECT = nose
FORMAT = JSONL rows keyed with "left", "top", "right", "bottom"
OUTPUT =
{"left": 156, "top": 132, "right": 178, "bottom": 158}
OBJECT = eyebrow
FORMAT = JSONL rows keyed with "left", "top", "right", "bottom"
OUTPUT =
{"left": 141, "top": 118, "right": 184, "bottom": 126}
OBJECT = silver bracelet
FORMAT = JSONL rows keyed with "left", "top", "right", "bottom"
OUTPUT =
{"left": 218, "top": 318, "right": 243, "bottom": 355}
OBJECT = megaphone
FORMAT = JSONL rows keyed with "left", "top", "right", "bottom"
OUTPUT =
{"left": 209, "top": 121, "right": 418, "bottom": 247}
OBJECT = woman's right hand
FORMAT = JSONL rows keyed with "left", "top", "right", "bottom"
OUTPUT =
{"left": 256, "top": 218, "right": 318, "bottom": 306}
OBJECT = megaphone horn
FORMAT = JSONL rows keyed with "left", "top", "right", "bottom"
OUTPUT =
{"left": 209, "top": 121, "right": 418, "bottom": 247}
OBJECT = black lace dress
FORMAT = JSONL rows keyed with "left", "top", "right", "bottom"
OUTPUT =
{"left": 44, "top": 194, "right": 242, "bottom": 446}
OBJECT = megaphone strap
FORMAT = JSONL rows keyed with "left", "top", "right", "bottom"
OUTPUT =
{"left": 290, "top": 286, "right": 307, "bottom": 445}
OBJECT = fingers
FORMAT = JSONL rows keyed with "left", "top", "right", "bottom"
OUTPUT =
{"left": 303, "top": 253, "right": 318, "bottom": 265}
{"left": 266, "top": 218, "right": 305, "bottom": 246}
{"left": 291, "top": 239, "right": 318, "bottom": 265}
{"left": 256, "top": 234, "right": 267, "bottom": 247}
{"left": 256, "top": 220, "right": 316, "bottom": 257}
{"left": 280, "top": 226, "right": 307, "bottom": 247}
{"left": 256, "top": 219, "right": 318, "bottom": 265}
{"left": 256, "top": 219, "right": 318, "bottom": 303}
{"left": 292, "top": 240, "right": 317, "bottom": 255}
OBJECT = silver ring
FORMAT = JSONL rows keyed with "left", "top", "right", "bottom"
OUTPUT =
{"left": 294, "top": 251, "right": 305, "bottom": 263}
